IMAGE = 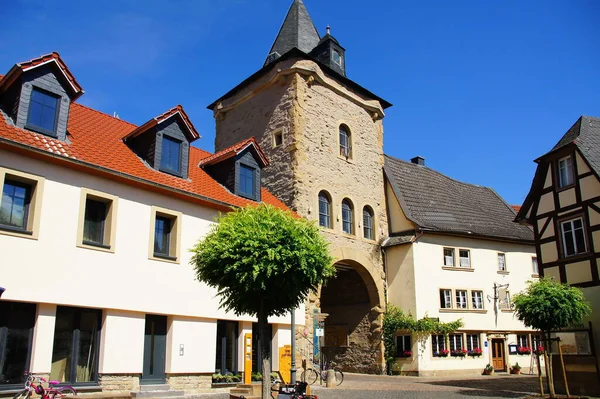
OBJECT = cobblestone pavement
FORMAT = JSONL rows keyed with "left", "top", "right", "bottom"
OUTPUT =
{"left": 191, "top": 372, "right": 544, "bottom": 399}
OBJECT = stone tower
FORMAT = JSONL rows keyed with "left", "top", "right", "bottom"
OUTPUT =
{"left": 209, "top": 0, "right": 392, "bottom": 373}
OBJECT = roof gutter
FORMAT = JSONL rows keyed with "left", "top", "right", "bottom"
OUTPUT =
{"left": 418, "top": 228, "right": 535, "bottom": 245}
{"left": 0, "top": 137, "right": 237, "bottom": 212}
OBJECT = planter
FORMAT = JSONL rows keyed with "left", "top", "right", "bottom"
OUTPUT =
{"left": 482, "top": 369, "right": 494, "bottom": 375}
{"left": 510, "top": 369, "right": 521, "bottom": 375}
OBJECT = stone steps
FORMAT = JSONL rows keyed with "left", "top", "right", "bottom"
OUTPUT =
{"left": 131, "top": 384, "right": 184, "bottom": 399}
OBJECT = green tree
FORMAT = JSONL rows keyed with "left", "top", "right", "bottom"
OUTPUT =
{"left": 512, "top": 278, "right": 591, "bottom": 397}
{"left": 191, "top": 204, "right": 335, "bottom": 399}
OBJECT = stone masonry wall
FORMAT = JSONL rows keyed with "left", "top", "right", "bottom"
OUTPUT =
{"left": 98, "top": 374, "right": 140, "bottom": 392}
{"left": 213, "top": 58, "right": 388, "bottom": 373}
{"left": 166, "top": 374, "right": 212, "bottom": 393}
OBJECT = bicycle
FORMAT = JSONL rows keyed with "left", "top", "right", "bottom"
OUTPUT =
{"left": 269, "top": 380, "right": 317, "bottom": 399}
{"left": 13, "top": 373, "right": 77, "bottom": 399}
{"left": 300, "top": 362, "right": 343, "bottom": 386}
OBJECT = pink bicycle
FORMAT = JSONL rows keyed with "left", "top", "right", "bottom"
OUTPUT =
{"left": 13, "top": 373, "right": 77, "bottom": 399}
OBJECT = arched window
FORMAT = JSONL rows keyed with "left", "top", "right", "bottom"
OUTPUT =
{"left": 318, "top": 191, "right": 332, "bottom": 229}
{"left": 339, "top": 125, "right": 351, "bottom": 158}
{"left": 341, "top": 199, "right": 354, "bottom": 235}
{"left": 363, "top": 206, "right": 374, "bottom": 240}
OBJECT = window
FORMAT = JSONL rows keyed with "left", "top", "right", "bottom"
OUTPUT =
{"left": 339, "top": 125, "right": 351, "bottom": 158}
{"left": 0, "top": 169, "right": 44, "bottom": 239}
{"left": 532, "top": 257, "right": 539, "bottom": 275}
{"left": 332, "top": 50, "right": 343, "bottom": 66}
{"left": 497, "top": 253, "right": 506, "bottom": 272}
{"left": 432, "top": 334, "right": 446, "bottom": 355}
{"left": 318, "top": 191, "right": 332, "bottom": 229}
{"left": 439, "top": 289, "right": 452, "bottom": 309}
{"left": 51, "top": 306, "right": 101, "bottom": 383}
{"left": 363, "top": 206, "right": 374, "bottom": 240}
{"left": 341, "top": 199, "right": 354, "bottom": 234}
{"left": 26, "top": 88, "right": 59, "bottom": 135}
{"left": 466, "top": 334, "right": 480, "bottom": 351}
{"left": 272, "top": 129, "right": 283, "bottom": 148}
{"left": 1, "top": 179, "right": 30, "bottom": 231}
{"left": 77, "top": 189, "right": 117, "bottom": 252}
{"left": 449, "top": 334, "right": 463, "bottom": 351}
{"left": 395, "top": 335, "right": 411, "bottom": 356}
{"left": 560, "top": 218, "right": 587, "bottom": 257}
{"left": 239, "top": 165, "right": 255, "bottom": 198}
{"left": 0, "top": 301, "right": 36, "bottom": 387}
{"left": 459, "top": 249, "right": 470, "bottom": 267}
{"left": 443, "top": 248, "right": 455, "bottom": 267}
{"left": 517, "top": 335, "right": 529, "bottom": 348}
{"left": 532, "top": 335, "right": 543, "bottom": 350}
{"left": 160, "top": 136, "right": 181, "bottom": 174}
{"left": 557, "top": 156, "right": 574, "bottom": 188}
{"left": 456, "top": 290, "right": 467, "bottom": 309}
{"left": 499, "top": 288, "right": 511, "bottom": 310}
{"left": 149, "top": 206, "right": 181, "bottom": 262}
{"left": 471, "top": 290, "right": 484, "bottom": 309}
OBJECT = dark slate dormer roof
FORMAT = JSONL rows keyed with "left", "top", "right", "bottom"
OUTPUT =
{"left": 0, "top": 52, "right": 84, "bottom": 100}
{"left": 123, "top": 105, "right": 200, "bottom": 142}
{"left": 265, "top": 0, "right": 320, "bottom": 66}
{"left": 516, "top": 115, "right": 600, "bottom": 224}
{"left": 198, "top": 137, "right": 269, "bottom": 168}
{"left": 384, "top": 154, "right": 534, "bottom": 242}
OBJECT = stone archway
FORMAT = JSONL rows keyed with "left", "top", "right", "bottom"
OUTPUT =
{"left": 317, "top": 247, "right": 385, "bottom": 374}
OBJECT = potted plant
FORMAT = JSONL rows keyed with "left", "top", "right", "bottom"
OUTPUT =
{"left": 482, "top": 364, "right": 494, "bottom": 375}
{"left": 510, "top": 363, "right": 521, "bottom": 374}
{"left": 469, "top": 347, "right": 483, "bottom": 357}
{"left": 401, "top": 350, "right": 412, "bottom": 358}
{"left": 435, "top": 349, "right": 450, "bottom": 357}
{"left": 517, "top": 346, "right": 531, "bottom": 355}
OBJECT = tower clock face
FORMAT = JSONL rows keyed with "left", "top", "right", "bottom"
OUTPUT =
{"left": 332, "top": 50, "right": 342, "bottom": 66}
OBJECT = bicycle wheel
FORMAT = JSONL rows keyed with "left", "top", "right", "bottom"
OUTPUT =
{"left": 12, "top": 390, "right": 32, "bottom": 399}
{"left": 57, "top": 386, "right": 78, "bottom": 397}
{"left": 300, "top": 368, "right": 318, "bottom": 385}
{"left": 333, "top": 369, "right": 344, "bottom": 386}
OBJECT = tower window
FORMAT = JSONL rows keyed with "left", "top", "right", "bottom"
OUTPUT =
{"left": 318, "top": 191, "right": 332, "bottom": 229}
{"left": 339, "top": 125, "right": 351, "bottom": 159}
{"left": 332, "top": 50, "right": 342, "bottom": 67}
{"left": 363, "top": 206, "right": 374, "bottom": 240}
{"left": 341, "top": 199, "right": 354, "bottom": 235}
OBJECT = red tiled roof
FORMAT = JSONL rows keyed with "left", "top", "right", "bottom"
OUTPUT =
{"left": 0, "top": 100, "right": 289, "bottom": 212}
{"left": 123, "top": 105, "right": 200, "bottom": 141}
{"left": 198, "top": 137, "right": 269, "bottom": 168}
{"left": 511, "top": 205, "right": 521, "bottom": 212}
{"left": 0, "top": 53, "right": 83, "bottom": 100}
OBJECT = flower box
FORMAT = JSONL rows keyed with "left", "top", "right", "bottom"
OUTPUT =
{"left": 434, "top": 349, "right": 449, "bottom": 357}
{"left": 451, "top": 349, "right": 468, "bottom": 357}
{"left": 517, "top": 346, "right": 531, "bottom": 355}
{"left": 468, "top": 348, "right": 483, "bottom": 357}
{"left": 400, "top": 350, "right": 412, "bottom": 357}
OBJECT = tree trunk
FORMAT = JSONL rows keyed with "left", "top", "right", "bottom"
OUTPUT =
{"left": 258, "top": 303, "right": 271, "bottom": 399}
{"left": 544, "top": 331, "right": 556, "bottom": 398}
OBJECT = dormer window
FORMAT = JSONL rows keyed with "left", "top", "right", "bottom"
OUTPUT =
{"left": 160, "top": 136, "right": 182, "bottom": 175}
{"left": 332, "top": 50, "right": 342, "bottom": 67}
{"left": 26, "top": 88, "right": 60, "bottom": 136}
{"left": 557, "top": 155, "right": 574, "bottom": 188}
{"left": 239, "top": 164, "right": 256, "bottom": 198}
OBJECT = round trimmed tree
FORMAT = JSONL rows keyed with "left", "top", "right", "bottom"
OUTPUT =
{"left": 191, "top": 204, "right": 335, "bottom": 399}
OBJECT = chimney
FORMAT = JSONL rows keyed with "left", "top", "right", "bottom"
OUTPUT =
{"left": 411, "top": 156, "right": 425, "bottom": 166}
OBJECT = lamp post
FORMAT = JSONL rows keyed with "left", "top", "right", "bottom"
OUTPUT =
{"left": 0, "top": 286, "right": 5, "bottom": 299}
{"left": 290, "top": 309, "right": 296, "bottom": 383}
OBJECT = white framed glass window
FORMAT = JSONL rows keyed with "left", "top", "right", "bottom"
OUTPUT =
{"left": 459, "top": 249, "right": 470, "bottom": 267}
{"left": 456, "top": 290, "right": 467, "bottom": 309}
{"left": 517, "top": 334, "right": 529, "bottom": 348}
{"left": 395, "top": 335, "right": 411, "bottom": 356}
{"left": 339, "top": 125, "right": 351, "bottom": 158}
{"left": 341, "top": 199, "right": 354, "bottom": 235}
{"left": 560, "top": 218, "right": 587, "bottom": 257}
{"left": 432, "top": 334, "right": 446, "bottom": 355}
{"left": 449, "top": 334, "right": 463, "bottom": 351}
{"left": 466, "top": 334, "right": 480, "bottom": 351}
{"left": 318, "top": 191, "right": 332, "bottom": 229}
{"left": 557, "top": 156, "right": 574, "bottom": 188}
{"left": 443, "top": 248, "right": 455, "bottom": 267}
{"left": 499, "top": 288, "right": 511, "bottom": 310}
{"left": 439, "top": 289, "right": 452, "bottom": 309}
{"left": 497, "top": 253, "right": 506, "bottom": 271}
{"left": 362, "top": 206, "right": 374, "bottom": 240}
{"left": 471, "top": 290, "right": 483, "bottom": 309}
{"left": 532, "top": 257, "right": 539, "bottom": 275}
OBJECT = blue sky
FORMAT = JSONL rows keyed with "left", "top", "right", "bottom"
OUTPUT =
{"left": 1, "top": 1, "right": 598, "bottom": 205}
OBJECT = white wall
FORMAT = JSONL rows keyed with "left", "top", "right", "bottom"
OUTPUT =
{"left": 167, "top": 316, "right": 217, "bottom": 373}
{"left": 98, "top": 309, "right": 145, "bottom": 374}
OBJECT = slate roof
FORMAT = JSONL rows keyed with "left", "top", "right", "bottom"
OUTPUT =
{"left": 265, "top": 0, "right": 320, "bottom": 66}
{"left": 546, "top": 115, "right": 600, "bottom": 177}
{"left": 198, "top": 137, "right": 269, "bottom": 168}
{"left": 384, "top": 154, "right": 534, "bottom": 242}
{"left": 0, "top": 74, "right": 289, "bottom": 212}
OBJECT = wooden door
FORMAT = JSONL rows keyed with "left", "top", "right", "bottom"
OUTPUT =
{"left": 491, "top": 339, "right": 505, "bottom": 371}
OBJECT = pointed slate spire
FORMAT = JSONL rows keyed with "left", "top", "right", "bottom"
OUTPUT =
{"left": 264, "top": 0, "right": 321, "bottom": 66}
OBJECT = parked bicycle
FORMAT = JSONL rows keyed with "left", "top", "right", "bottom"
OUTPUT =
{"left": 300, "top": 361, "right": 343, "bottom": 386}
{"left": 269, "top": 380, "right": 317, "bottom": 399}
{"left": 13, "top": 373, "right": 77, "bottom": 399}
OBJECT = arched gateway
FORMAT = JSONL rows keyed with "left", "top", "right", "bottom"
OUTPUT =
{"left": 316, "top": 248, "right": 385, "bottom": 373}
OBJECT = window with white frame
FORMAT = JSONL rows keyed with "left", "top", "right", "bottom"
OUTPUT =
{"left": 396, "top": 335, "right": 412, "bottom": 356}
{"left": 449, "top": 334, "right": 463, "bottom": 351}
{"left": 432, "top": 334, "right": 446, "bottom": 355}
{"left": 557, "top": 156, "right": 574, "bottom": 188}
{"left": 341, "top": 199, "right": 354, "bottom": 235}
{"left": 532, "top": 257, "right": 539, "bottom": 275}
{"left": 497, "top": 253, "right": 506, "bottom": 271}
{"left": 560, "top": 217, "right": 587, "bottom": 257}
{"left": 466, "top": 334, "right": 480, "bottom": 351}
{"left": 517, "top": 334, "right": 529, "bottom": 348}
{"left": 471, "top": 290, "right": 484, "bottom": 309}
{"left": 443, "top": 248, "right": 455, "bottom": 267}
{"left": 439, "top": 289, "right": 452, "bottom": 309}
{"left": 339, "top": 125, "right": 352, "bottom": 159}
{"left": 498, "top": 288, "right": 511, "bottom": 310}
{"left": 456, "top": 290, "right": 467, "bottom": 309}
{"left": 532, "top": 335, "right": 543, "bottom": 350}
{"left": 459, "top": 249, "right": 470, "bottom": 267}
